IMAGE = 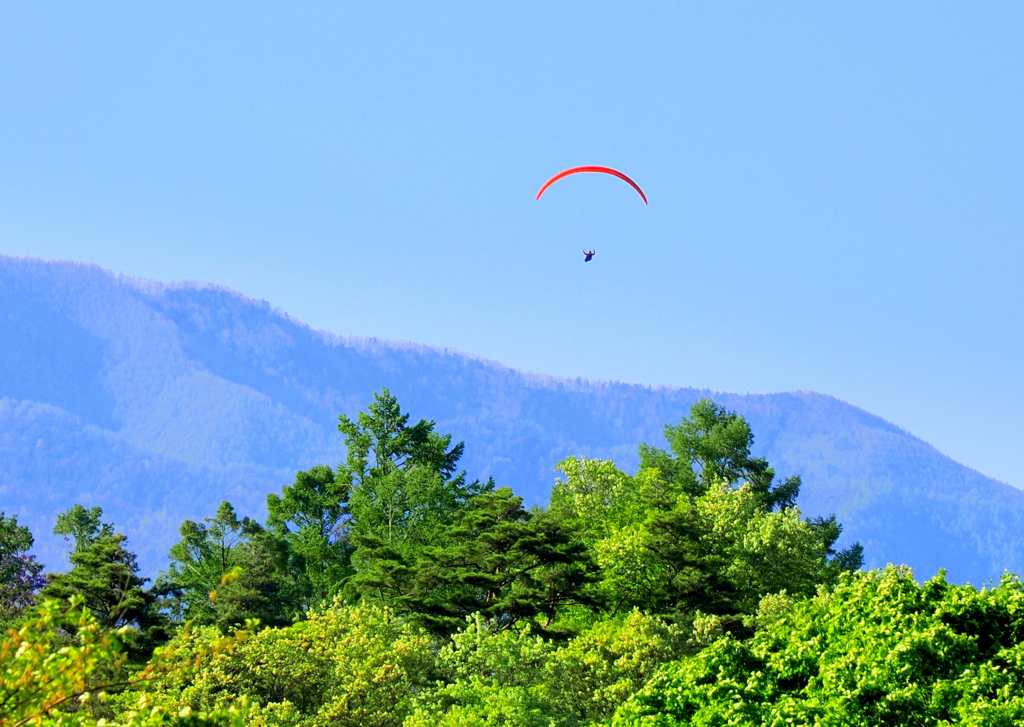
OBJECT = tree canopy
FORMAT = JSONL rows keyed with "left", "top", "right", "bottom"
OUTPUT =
{"left": 611, "top": 566, "right": 1024, "bottom": 726}
{"left": 17, "top": 391, "right": 1023, "bottom": 727}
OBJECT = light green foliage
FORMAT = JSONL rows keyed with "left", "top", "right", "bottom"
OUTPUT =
{"left": 554, "top": 456, "right": 835, "bottom": 622}
{"left": 551, "top": 461, "right": 672, "bottom": 614}
{"left": 611, "top": 566, "right": 1024, "bottom": 726}
{"left": 409, "top": 611, "right": 687, "bottom": 727}
{"left": 406, "top": 615, "right": 557, "bottom": 727}
{"left": 743, "top": 589, "right": 795, "bottom": 632}
{"left": 546, "top": 610, "right": 686, "bottom": 724}
{"left": 591, "top": 522, "right": 664, "bottom": 613}
{"left": 0, "top": 595, "right": 242, "bottom": 727}
{"left": 440, "top": 614, "right": 556, "bottom": 687}
{"left": 128, "top": 599, "right": 434, "bottom": 727}
{"left": 695, "top": 482, "right": 828, "bottom": 612}
{"left": 550, "top": 458, "right": 648, "bottom": 540}
{"left": 404, "top": 682, "right": 553, "bottom": 727}
{"left": 303, "top": 602, "right": 433, "bottom": 727}
{"left": 637, "top": 398, "right": 862, "bottom": 571}
{"left": 53, "top": 505, "right": 115, "bottom": 554}
{"left": 686, "top": 612, "right": 724, "bottom": 650}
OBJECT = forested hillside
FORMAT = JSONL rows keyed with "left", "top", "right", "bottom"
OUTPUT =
{"left": 1, "top": 254, "right": 1023, "bottom": 584}
{"left": 5, "top": 393, "right": 1024, "bottom": 727}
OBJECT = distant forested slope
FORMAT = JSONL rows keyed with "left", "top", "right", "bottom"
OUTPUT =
{"left": 1, "top": 254, "right": 1021, "bottom": 583}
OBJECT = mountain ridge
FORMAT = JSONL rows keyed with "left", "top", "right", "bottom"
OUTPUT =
{"left": 1, "top": 254, "right": 1021, "bottom": 585}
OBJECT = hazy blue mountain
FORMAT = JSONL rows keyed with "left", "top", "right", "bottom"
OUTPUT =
{"left": 1, "top": 255, "right": 1021, "bottom": 585}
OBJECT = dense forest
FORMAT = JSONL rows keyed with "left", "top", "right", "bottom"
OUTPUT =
{"left": 4, "top": 392, "right": 1024, "bottom": 726}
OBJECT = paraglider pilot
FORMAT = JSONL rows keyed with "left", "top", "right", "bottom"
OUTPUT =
{"left": 583, "top": 250, "right": 595, "bottom": 262}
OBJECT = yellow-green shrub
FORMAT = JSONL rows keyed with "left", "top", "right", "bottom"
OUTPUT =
{"left": 0, "top": 596, "right": 242, "bottom": 727}
{"left": 125, "top": 599, "right": 434, "bottom": 727}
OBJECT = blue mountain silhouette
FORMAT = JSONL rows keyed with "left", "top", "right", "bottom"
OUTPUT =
{"left": 2, "top": 255, "right": 1021, "bottom": 584}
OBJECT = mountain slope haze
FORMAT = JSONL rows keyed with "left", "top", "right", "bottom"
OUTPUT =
{"left": 1, "top": 255, "right": 1021, "bottom": 584}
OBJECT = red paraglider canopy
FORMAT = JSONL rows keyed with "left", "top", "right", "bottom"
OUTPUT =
{"left": 535, "top": 166, "right": 648, "bottom": 205}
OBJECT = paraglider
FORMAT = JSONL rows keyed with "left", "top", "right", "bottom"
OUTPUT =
{"left": 536, "top": 166, "right": 646, "bottom": 261}
{"left": 535, "top": 166, "right": 648, "bottom": 205}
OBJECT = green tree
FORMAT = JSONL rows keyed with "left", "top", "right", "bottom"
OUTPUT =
{"left": 160, "top": 502, "right": 261, "bottom": 622}
{"left": 266, "top": 465, "right": 353, "bottom": 610}
{"left": 53, "top": 504, "right": 115, "bottom": 553}
{"left": 43, "top": 507, "right": 171, "bottom": 660}
{"left": 407, "top": 610, "right": 683, "bottom": 727}
{"left": 45, "top": 509, "right": 148, "bottom": 628}
{"left": 339, "top": 389, "right": 487, "bottom": 603}
{"left": 160, "top": 502, "right": 299, "bottom": 632}
{"left": 339, "top": 389, "right": 466, "bottom": 488}
{"left": 807, "top": 512, "right": 866, "bottom": 580}
{"left": 552, "top": 400, "right": 861, "bottom": 623}
{"left": 638, "top": 398, "right": 801, "bottom": 510}
{"left": 638, "top": 399, "right": 863, "bottom": 573}
{"left": 206, "top": 533, "right": 295, "bottom": 633}
{"left": 0, "top": 512, "right": 45, "bottom": 622}
{"left": 546, "top": 610, "right": 687, "bottom": 725}
{"left": 402, "top": 487, "right": 597, "bottom": 636}
{"left": 553, "top": 457, "right": 849, "bottom": 627}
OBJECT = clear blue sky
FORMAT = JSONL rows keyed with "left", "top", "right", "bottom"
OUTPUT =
{"left": 2, "top": 3, "right": 1022, "bottom": 488}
